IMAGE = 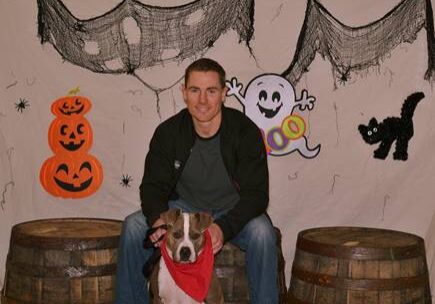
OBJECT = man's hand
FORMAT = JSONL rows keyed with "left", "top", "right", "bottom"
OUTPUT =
{"left": 208, "top": 223, "right": 224, "bottom": 254}
{"left": 149, "top": 218, "right": 166, "bottom": 247}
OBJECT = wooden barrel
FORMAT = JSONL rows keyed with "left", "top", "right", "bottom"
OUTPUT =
{"left": 214, "top": 227, "right": 287, "bottom": 304}
{"left": 288, "top": 227, "right": 432, "bottom": 304}
{"left": 1, "top": 218, "right": 122, "bottom": 304}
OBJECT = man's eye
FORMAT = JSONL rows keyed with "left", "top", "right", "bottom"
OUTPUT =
{"left": 173, "top": 231, "right": 182, "bottom": 239}
{"left": 191, "top": 233, "right": 201, "bottom": 240}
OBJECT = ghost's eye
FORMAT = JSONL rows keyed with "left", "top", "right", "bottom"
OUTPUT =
{"left": 272, "top": 92, "right": 281, "bottom": 103}
{"left": 367, "top": 131, "right": 372, "bottom": 136}
{"left": 373, "top": 128, "right": 378, "bottom": 132}
{"left": 173, "top": 230, "right": 182, "bottom": 239}
{"left": 259, "top": 90, "right": 267, "bottom": 101}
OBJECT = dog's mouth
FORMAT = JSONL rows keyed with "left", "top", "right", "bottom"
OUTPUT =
{"left": 177, "top": 259, "right": 194, "bottom": 264}
{"left": 175, "top": 245, "right": 198, "bottom": 263}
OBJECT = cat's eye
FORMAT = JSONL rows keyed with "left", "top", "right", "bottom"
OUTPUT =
{"left": 373, "top": 128, "right": 377, "bottom": 132}
{"left": 367, "top": 131, "right": 372, "bottom": 136}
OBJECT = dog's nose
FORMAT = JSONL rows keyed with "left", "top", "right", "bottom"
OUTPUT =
{"left": 179, "top": 246, "right": 191, "bottom": 261}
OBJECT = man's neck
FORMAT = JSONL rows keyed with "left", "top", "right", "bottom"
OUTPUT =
{"left": 194, "top": 121, "right": 220, "bottom": 138}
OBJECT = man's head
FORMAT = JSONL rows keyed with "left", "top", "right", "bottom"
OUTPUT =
{"left": 184, "top": 58, "right": 226, "bottom": 89}
{"left": 182, "top": 58, "right": 228, "bottom": 137}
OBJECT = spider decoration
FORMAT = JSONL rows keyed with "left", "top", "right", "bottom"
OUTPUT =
{"left": 120, "top": 174, "right": 133, "bottom": 188}
{"left": 15, "top": 98, "right": 30, "bottom": 113}
{"left": 337, "top": 66, "right": 352, "bottom": 85}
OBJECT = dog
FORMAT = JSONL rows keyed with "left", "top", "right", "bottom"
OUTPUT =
{"left": 148, "top": 209, "right": 224, "bottom": 304}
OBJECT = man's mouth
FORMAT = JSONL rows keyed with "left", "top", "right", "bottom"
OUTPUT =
{"left": 257, "top": 102, "right": 283, "bottom": 118}
{"left": 196, "top": 106, "right": 209, "bottom": 114}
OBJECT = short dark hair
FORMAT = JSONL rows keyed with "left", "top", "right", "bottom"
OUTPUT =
{"left": 184, "top": 58, "right": 226, "bottom": 88}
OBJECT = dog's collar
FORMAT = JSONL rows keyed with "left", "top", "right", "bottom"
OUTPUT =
{"left": 160, "top": 230, "right": 214, "bottom": 302}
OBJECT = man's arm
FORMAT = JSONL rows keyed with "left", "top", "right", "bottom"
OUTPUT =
{"left": 139, "top": 125, "right": 173, "bottom": 227}
{"left": 214, "top": 125, "right": 269, "bottom": 242}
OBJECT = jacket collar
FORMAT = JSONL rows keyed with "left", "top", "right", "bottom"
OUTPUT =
{"left": 182, "top": 105, "right": 229, "bottom": 144}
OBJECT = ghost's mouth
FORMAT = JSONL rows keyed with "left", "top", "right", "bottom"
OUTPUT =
{"left": 257, "top": 102, "right": 283, "bottom": 118}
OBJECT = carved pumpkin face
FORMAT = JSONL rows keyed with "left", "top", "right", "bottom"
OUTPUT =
{"left": 48, "top": 117, "right": 93, "bottom": 154}
{"left": 40, "top": 154, "right": 103, "bottom": 199}
{"left": 51, "top": 96, "right": 91, "bottom": 117}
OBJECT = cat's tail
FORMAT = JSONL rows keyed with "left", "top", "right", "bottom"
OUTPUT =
{"left": 400, "top": 92, "right": 425, "bottom": 121}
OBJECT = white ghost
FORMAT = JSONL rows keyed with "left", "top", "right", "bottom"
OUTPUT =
{"left": 226, "top": 73, "right": 320, "bottom": 157}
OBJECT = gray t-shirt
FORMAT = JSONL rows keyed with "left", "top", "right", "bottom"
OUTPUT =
{"left": 175, "top": 132, "right": 240, "bottom": 211}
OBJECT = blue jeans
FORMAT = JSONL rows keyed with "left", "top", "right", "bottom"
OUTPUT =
{"left": 114, "top": 199, "right": 278, "bottom": 304}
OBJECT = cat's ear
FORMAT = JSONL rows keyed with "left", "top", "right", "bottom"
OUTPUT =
{"left": 369, "top": 117, "right": 378, "bottom": 126}
{"left": 358, "top": 124, "right": 367, "bottom": 133}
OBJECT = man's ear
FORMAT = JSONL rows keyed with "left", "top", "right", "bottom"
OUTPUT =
{"left": 195, "top": 212, "right": 213, "bottom": 232}
{"left": 221, "top": 85, "right": 228, "bottom": 102}
{"left": 161, "top": 209, "right": 182, "bottom": 226}
{"left": 181, "top": 84, "right": 187, "bottom": 103}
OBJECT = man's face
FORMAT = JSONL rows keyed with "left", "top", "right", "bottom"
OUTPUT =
{"left": 182, "top": 71, "right": 227, "bottom": 131}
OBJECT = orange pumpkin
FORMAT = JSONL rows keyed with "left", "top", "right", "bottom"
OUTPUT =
{"left": 48, "top": 116, "right": 93, "bottom": 154}
{"left": 51, "top": 96, "right": 91, "bottom": 117}
{"left": 40, "top": 153, "right": 103, "bottom": 199}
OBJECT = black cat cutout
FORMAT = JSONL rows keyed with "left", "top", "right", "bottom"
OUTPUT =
{"left": 358, "top": 92, "right": 425, "bottom": 161}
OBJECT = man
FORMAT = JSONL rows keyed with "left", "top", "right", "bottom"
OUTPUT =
{"left": 115, "top": 58, "right": 278, "bottom": 304}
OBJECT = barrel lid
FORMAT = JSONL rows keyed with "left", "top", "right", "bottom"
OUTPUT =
{"left": 297, "top": 226, "right": 425, "bottom": 260}
{"left": 10, "top": 218, "right": 122, "bottom": 250}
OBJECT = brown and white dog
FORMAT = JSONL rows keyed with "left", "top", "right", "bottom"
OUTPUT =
{"left": 149, "top": 209, "right": 224, "bottom": 304}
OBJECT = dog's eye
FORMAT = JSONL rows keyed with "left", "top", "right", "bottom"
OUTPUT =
{"left": 173, "top": 230, "right": 183, "bottom": 239}
{"left": 190, "top": 232, "right": 201, "bottom": 240}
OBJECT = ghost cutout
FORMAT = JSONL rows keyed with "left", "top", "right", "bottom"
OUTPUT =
{"left": 226, "top": 73, "right": 320, "bottom": 157}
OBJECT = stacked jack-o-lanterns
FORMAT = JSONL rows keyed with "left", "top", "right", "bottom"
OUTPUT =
{"left": 40, "top": 96, "right": 103, "bottom": 198}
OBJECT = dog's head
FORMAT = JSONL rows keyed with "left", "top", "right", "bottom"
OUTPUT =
{"left": 161, "top": 209, "right": 213, "bottom": 263}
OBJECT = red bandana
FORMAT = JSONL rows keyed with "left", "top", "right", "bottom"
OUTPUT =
{"left": 160, "top": 230, "right": 214, "bottom": 302}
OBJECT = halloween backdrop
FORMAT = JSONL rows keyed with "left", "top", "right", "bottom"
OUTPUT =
{"left": 1, "top": 0, "right": 435, "bottom": 295}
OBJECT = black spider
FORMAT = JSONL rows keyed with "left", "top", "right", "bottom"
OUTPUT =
{"left": 15, "top": 98, "right": 30, "bottom": 113}
{"left": 337, "top": 66, "right": 351, "bottom": 85}
{"left": 120, "top": 174, "right": 133, "bottom": 188}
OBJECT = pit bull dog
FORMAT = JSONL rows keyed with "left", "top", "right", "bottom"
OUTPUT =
{"left": 149, "top": 209, "right": 224, "bottom": 304}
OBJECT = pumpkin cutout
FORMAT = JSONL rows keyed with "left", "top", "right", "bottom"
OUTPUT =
{"left": 40, "top": 153, "right": 103, "bottom": 199}
{"left": 48, "top": 116, "right": 93, "bottom": 154}
{"left": 51, "top": 96, "right": 91, "bottom": 117}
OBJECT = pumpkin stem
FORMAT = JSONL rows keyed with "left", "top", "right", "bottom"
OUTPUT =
{"left": 67, "top": 87, "right": 80, "bottom": 96}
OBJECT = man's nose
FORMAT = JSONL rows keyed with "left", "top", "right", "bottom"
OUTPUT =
{"left": 199, "top": 91, "right": 207, "bottom": 103}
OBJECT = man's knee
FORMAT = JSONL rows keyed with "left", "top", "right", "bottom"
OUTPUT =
{"left": 244, "top": 215, "right": 276, "bottom": 245}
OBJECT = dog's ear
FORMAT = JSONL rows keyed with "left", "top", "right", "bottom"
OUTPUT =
{"left": 195, "top": 212, "right": 213, "bottom": 232}
{"left": 161, "top": 208, "right": 182, "bottom": 226}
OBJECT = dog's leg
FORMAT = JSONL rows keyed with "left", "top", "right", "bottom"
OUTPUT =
{"left": 149, "top": 265, "right": 163, "bottom": 304}
{"left": 205, "top": 271, "right": 224, "bottom": 304}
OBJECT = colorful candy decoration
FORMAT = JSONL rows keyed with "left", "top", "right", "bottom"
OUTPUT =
{"left": 40, "top": 94, "right": 103, "bottom": 198}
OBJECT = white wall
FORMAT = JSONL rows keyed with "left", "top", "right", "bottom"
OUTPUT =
{"left": 1, "top": 0, "right": 434, "bottom": 296}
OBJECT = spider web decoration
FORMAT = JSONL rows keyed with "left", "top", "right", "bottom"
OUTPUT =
{"left": 282, "top": 0, "right": 435, "bottom": 87}
{"left": 37, "top": 0, "right": 254, "bottom": 74}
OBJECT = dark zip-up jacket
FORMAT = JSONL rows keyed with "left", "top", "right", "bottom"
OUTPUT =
{"left": 139, "top": 106, "right": 269, "bottom": 242}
